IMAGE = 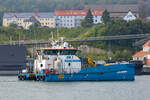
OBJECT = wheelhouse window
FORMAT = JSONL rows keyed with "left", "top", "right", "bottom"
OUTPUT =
{"left": 43, "top": 50, "right": 58, "bottom": 55}
{"left": 41, "top": 50, "right": 78, "bottom": 55}
{"left": 59, "top": 50, "right": 77, "bottom": 55}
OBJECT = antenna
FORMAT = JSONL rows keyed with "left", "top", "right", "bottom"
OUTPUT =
{"left": 51, "top": 31, "right": 54, "bottom": 40}
{"left": 57, "top": 29, "right": 59, "bottom": 40}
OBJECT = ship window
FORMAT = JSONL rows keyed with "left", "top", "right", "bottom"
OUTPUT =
{"left": 59, "top": 50, "right": 77, "bottom": 55}
{"left": 43, "top": 50, "right": 58, "bottom": 55}
{"left": 42, "top": 50, "right": 77, "bottom": 55}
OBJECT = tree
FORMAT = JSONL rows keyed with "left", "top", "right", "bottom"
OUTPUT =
{"left": 102, "top": 10, "right": 110, "bottom": 24}
{"left": 9, "top": 23, "right": 18, "bottom": 28}
{"left": 139, "top": 8, "right": 147, "bottom": 21}
{"left": 81, "top": 9, "right": 93, "bottom": 27}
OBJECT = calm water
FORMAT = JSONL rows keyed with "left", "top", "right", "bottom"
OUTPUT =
{"left": 0, "top": 76, "right": 150, "bottom": 100}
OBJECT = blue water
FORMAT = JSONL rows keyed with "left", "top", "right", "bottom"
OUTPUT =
{"left": 0, "top": 76, "right": 150, "bottom": 100}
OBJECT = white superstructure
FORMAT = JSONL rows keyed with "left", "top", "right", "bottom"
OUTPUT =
{"left": 34, "top": 39, "right": 81, "bottom": 74}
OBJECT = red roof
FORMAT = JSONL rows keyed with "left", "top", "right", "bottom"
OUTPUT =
{"left": 143, "top": 40, "right": 150, "bottom": 47}
{"left": 133, "top": 50, "right": 150, "bottom": 57}
{"left": 54, "top": 10, "right": 104, "bottom": 16}
{"left": 36, "top": 48, "right": 80, "bottom": 51}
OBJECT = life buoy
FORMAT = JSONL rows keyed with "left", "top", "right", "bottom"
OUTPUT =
{"left": 46, "top": 69, "right": 50, "bottom": 74}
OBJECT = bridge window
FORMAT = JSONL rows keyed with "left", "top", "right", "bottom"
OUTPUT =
{"left": 43, "top": 50, "right": 58, "bottom": 55}
{"left": 42, "top": 50, "right": 77, "bottom": 55}
{"left": 39, "top": 50, "right": 78, "bottom": 55}
{"left": 59, "top": 50, "right": 77, "bottom": 55}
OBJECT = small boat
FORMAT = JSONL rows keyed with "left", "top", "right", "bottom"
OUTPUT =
{"left": 18, "top": 38, "right": 135, "bottom": 82}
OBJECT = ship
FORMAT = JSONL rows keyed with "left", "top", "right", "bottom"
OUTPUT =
{"left": 18, "top": 38, "right": 135, "bottom": 81}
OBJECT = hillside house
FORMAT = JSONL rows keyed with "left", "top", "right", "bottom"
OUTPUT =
{"left": 84, "top": 4, "right": 139, "bottom": 19}
{"left": 133, "top": 41, "right": 150, "bottom": 66}
{"left": 3, "top": 12, "right": 55, "bottom": 29}
{"left": 54, "top": 10, "right": 104, "bottom": 28}
{"left": 123, "top": 11, "right": 136, "bottom": 21}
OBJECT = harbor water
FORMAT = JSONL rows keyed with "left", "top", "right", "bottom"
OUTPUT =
{"left": 0, "top": 76, "right": 150, "bottom": 100}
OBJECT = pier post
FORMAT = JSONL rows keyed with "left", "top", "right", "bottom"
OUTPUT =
{"left": 108, "top": 41, "right": 112, "bottom": 60}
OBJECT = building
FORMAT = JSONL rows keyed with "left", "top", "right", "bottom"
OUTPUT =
{"left": 133, "top": 41, "right": 150, "bottom": 66}
{"left": 123, "top": 11, "right": 136, "bottom": 21}
{"left": 54, "top": 10, "right": 104, "bottom": 28}
{"left": 3, "top": 12, "right": 55, "bottom": 29}
{"left": 84, "top": 4, "right": 139, "bottom": 19}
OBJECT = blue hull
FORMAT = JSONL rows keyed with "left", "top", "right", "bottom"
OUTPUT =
{"left": 45, "top": 64, "right": 135, "bottom": 82}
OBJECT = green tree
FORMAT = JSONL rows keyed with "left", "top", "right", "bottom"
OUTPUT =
{"left": 9, "top": 23, "right": 18, "bottom": 28}
{"left": 102, "top": 10, "right": 110, "bottom": 24}
{"left": 139, "top": 8, "right": 147, "bottom": 21}
{"left": 81, "top": 9, "right": 93, "bottom": 27}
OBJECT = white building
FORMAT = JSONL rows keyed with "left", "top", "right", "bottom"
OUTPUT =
{"left": 3, "top": 12, "right": 55, "bottom": 29}
{"left": 54, "top": 10, "right": 104, "bottom": 28}
{"left": 123, "top": 11, "right": 136, "bottom": 21}
{"left": 133, "top": 40, "right": 150, "bottom": 66}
